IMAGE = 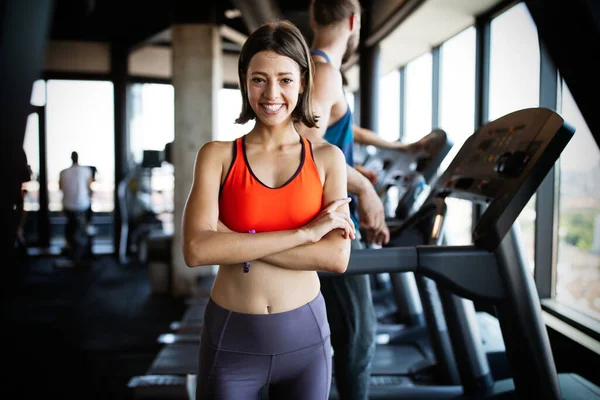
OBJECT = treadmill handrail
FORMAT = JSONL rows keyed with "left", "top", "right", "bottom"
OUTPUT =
{"left": 323, "top": 245, "right": 504, "bottom": 302}
{"left": 318, "top": 247, "right": 418, "bottom": 277}
{"left": 417, "top": 245, "right": 505, "bottom": 302}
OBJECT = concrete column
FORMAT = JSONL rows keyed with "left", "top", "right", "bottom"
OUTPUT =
{"left": 171, "top": 24, "right": 222, "bottom": 296}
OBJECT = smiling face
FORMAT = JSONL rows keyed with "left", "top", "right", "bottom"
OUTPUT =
{"left": 246, "top": 50, "right": 304, "bottom": 128}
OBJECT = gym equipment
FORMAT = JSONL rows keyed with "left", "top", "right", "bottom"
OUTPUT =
{"left": 333, "top": 107, "right": 599, "bottom": 398}
{"left": 117, "top": 149, "right": 165, "bottom": 264}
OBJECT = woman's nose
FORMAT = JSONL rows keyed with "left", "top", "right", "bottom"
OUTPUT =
{"left": 264, "top": 81, "right": 279, "bottom": 99}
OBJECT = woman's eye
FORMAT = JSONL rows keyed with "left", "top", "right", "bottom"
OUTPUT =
{"left": 281, "top": 78, "right": 292, "bottom": 84}
{"left": 251, "top": 77, "right": 264, "bottom": 83}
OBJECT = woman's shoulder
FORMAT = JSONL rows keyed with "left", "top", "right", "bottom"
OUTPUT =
{"left": 198, "top": 139, "right": 236, "bottom": 154}
{"left": 196, "top": 139, "right": 237, "bottom": 164}
{"left": 308, "top": 140, "right": 346, "bottom": 168}
{"left": 310, "top": 140, "right": 344, "bottom": 158}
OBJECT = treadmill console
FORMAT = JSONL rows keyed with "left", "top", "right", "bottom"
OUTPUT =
{"left": 432, "top": 108, "right": 574, "bottom": 251}
{"left": 357, "top": 130, "right": 453, "bottom": 219}
{"left": 361, "top": 147, "right": 418, "bottom": 197}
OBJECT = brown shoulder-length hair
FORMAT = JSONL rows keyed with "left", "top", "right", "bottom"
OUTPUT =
{"left": 235, "top": 20, "right": 319, "bottom": 128}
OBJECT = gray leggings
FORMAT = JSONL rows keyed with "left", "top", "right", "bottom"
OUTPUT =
{"left": 196, "top": 292, "right": 332, "bottom": 400}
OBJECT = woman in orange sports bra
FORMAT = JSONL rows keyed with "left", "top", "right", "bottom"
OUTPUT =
{"left": 182, "top": 20, "right": 355, "bottom": 400}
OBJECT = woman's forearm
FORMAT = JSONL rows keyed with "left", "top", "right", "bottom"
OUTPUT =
{"left": 183, "top": 229, "right": 310, "bottom": 268}
{"left": 260, "top": 233, "right": 350, "bottom": 273}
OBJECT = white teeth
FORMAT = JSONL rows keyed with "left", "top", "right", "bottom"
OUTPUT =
{"left": 263, "top": 104, "right": 283, "bottom": 112}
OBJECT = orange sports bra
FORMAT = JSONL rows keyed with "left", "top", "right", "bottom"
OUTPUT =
{"left": 219, "top": 135, "right": 323, "bottom": 233}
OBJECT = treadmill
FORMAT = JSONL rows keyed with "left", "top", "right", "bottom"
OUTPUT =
{"left": 354, "top": 129, "right": 462, "bottom": 381}
{"left": 364, "top": 140, "right": 510, "bottom": 382}
{"left": 328, "top": 107, "right": 600, "bottom": 398}
{"left": 356, "top": 129, "right": 452, "bottom": 328}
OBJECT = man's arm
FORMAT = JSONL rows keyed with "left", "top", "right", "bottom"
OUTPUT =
{"left": 354, "top": 164, "right": 378, "bottom": 185}
{"left": 353, "top": 124, "right": 408, "bottom": 150}
{"left": 297, "top": 62, "right": 389, "bottom": 245}
{"left": 347, "top": 165, "right": 389, "bottom": 245}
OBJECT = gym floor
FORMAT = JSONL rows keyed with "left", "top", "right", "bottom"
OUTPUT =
{"left": 2, "top": 253, "right": 187, "bottom": 399}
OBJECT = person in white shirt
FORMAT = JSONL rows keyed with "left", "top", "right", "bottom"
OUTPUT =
{"left": 59, "top": 151, "right": 93, "bottom": 264}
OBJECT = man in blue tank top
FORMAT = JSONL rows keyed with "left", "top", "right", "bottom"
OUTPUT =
{"left": 295, "top": 4, "right": 377, "bottom": 397}
{"left": 296, "top": 1, "right": 439, "bottom": 399}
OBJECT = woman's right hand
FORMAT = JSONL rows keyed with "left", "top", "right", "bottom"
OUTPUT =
{"left": 301, "top": 198, "right": 356, "bottom": 244}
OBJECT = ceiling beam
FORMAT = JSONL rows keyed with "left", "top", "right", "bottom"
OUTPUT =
{"left": 229, "top": 0, "right": 283, "bottom": 33}
{"left": 219, "top": 25, "right": 247, "bottom": 46}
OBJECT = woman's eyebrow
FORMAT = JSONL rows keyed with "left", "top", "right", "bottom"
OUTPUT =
{"left": 250, "top": 71, "right": 294, "bottom": 76}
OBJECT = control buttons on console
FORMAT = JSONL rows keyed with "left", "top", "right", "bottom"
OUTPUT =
{"left": 494, "top": 151, "right": 528, "bottom": 176}
{"left": 477, "top": 139, "right": 493, "bottom": 152}
{"left": 488, "top": 124, "right": 526, "bottom": 135}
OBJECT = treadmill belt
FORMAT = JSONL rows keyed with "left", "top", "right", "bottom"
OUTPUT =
{"left": 180, "top": 302, "right": 207, "bottom": 326}
{"left": 371, "top": 344, "right": 431, "bottom": 376}
{"left": 148, "top": 343, "right": 198, "bottom": 375}
{"left": 148, "top": 342, "right": 430, "bottom": 377}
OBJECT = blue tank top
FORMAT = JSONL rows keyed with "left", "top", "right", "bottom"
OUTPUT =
{"left": 311, "top": 49, "right": 359, "bottom": 228}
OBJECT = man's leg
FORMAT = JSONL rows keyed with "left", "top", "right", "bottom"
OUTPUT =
{"left": 64, "top": 210, "right": 76, "bottom": 259}
{"left": 320, "top": 236, "right": 377, "bottom": 400}
{"left": 72, "top": 211, "right": 89, "bottom": 263}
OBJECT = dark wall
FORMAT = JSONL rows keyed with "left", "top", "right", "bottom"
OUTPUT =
{"left": 0, "top": 0, "right": 55, "bottom": 290}
{"left": 525, "top": 0, "right": 600, "bottom": 149}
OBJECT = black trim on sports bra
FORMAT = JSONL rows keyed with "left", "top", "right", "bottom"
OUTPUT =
{"left": 218, "top": 139, "right": 238, "bottom": 198}
{"left": 308, "top": 138, "right": 315, "bottom": 162}
{"left": 242, "top": 135, "right": 305, "bottom": 190}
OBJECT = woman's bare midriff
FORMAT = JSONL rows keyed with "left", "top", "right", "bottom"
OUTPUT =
{"left": 210, "top": 260, "right": 321, "bottom": 314}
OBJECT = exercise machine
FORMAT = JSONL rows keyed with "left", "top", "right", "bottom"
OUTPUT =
{"left": 331, "top": 107, "right": 599, "bottom": 398}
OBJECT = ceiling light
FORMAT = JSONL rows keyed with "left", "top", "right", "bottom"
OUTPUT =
{"left": 225, "top": 9, "right": 242, "bottom": 19}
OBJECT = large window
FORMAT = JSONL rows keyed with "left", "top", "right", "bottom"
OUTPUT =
{"left": 129, "top": 83, "right": 175, "bottom": 232}
{"left": 378, "top": 69, "right": 401, "bottom": 142}
{"left": 23, "top": 113, "right": 40, "bottom": 212}
{"left": 404, "top": 53, "right": 432, "bottom": 143}
{"left": 46, "top": 80, "right": 115, "bottom": 214}
{"left": 22, "top": 80, "right": 47, "bottom": 212}
{"left": 556, "top": 83, "right": 600, "bottom": 321}
{"left": 218, "top": 88, "right": 255, "bottom": 141}
{"left": 488, "top": 3, "right": 540, "bottom": 270}
{"left": 439, "top": 27, "right": 477, "bottom": 245}
{"left": 31, "top": 79, "right": 46, "bottom": 107}
{"left": 130, "top": 83, "right": 174, "bottom": 163}
{"left": 488, "top": 3, "right": 540, "bottom": 121}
